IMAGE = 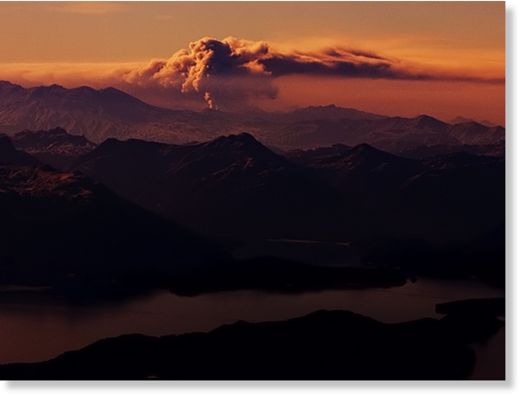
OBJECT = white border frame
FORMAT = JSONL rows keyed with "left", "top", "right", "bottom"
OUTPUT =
{"left": 0, "top": 0, "right": 516, "bottom": 395}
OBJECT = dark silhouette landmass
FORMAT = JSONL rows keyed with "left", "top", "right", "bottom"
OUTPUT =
{"left": 73, "top": 133, "right": 343, "bottom": 241}
{"left": 73, "top": 133, "right": 504, "bottom": 243}
{"left": 0, "top": 164, "right": 406, "bottom": 300}
{"left": 288, "top": 142, "right": 427, "bottom": 194}
{"left": 68, "top": 133, "right": 504, "bottom": 286}
{"left": 0, "top": 136, "right": 407, "bottom": 300}
{"left": 12, "top": 128, "right": 95, "bottom": 169}
{"left": 0, "top": 129, "right": 505, "bottom": 295}
{"left": 0, "top": 307, "right": 503, "bottom": 380}
{"left": 437, "top": 297, "right": 505, "bottom": 318}
{"left": 0, "top": 164, "right": 229, "bottom": 296}
{"left": 0, "top": 83, "right": 506, "bottom": 380}
{"left": 0, "top": 134, "right": 39, "bottom": 166}
{"left": 166, "top": 257, "right": 406, "bottom": 297}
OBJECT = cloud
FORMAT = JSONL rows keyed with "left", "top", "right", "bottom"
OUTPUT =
{"left": 115, "top": 36, "right": 502, "bottom": 109}
{"left": 119, "top": 37, "right": 276, "bottom": 109}
{"left": 0, "top": 36, "right": 503, "bottom": 110}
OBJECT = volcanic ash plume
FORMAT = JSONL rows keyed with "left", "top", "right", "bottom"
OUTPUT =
{"left": 116, "top": 36, "right": 500, "bottom": 110}
{"left": 204, "top": 91, "right": 216, "bottom": 110}
{"left": 121, "top": 36, "right": 274, "bottom": 109}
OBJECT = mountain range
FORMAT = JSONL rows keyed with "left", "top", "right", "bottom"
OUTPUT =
{"left": 0, "top": 134, "right": 39, "bottom": 166}
{"left": 0, "top": 81, "right": 221, "bottom": 144}
{"left": 0, "top": 135, "right": 228, "bottom": 295}
{"left": 2, "top": 134, "right": 412, "bottom": 297}
{"left": 67, "top": 132, "right": 504, "bottom": 254}
{"left": 2, "top": 126, "right": 504, "bottom": 247}
{"left": 0, "top": 80, "right": 505, "bottom": 291}
{"left": 11, "top": 127, "right": 95, "bottom": 168}
{"left": 0, "top": 81, "right": 504, "bottom": 155}
{"left": 73, "top": 132, "right": 343, "bottom": 240}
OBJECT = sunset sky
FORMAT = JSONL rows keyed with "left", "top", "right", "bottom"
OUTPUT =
{"left": 0, "top": 1, "right": 505, "bottom": 124}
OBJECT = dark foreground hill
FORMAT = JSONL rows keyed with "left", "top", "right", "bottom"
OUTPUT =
{"left": 289, "top": 145, "right": 504, "bottom": 245}
{"left": 0, "top": 144, "right": 406, "bottom": 298}
{"left": 74, "top": 133, "right": 343, "bottom": 240}
{"left": 0, "top": 164, "right": 229, "bottom": 297}
{"left": 73, "top": 133, "right": 504, "bottom": 248}
{"left": 70, "top": 134, "right": 505, "bottom": 287}
{"left": 0, "top": 132, "right": 505, "bottom": 290}
{"left": 0, "top": 134, "right": 39, "bottom": 166}
{"left": 288, "top": 142, "right": 426, "bottom": 193}
{"left": 0, "top": 307, "right": 503, "bottom": 380}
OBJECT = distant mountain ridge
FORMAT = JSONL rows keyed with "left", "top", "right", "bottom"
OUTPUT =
{"left": 286, "top": 104, "right": 384, "bottom": 121}
{"left": 450, "top": 116, "right": 499, "bottom": 127}
{"left": 0, "top": 80, "right": 504, "bottom": 154}
{"left": 0, "top": 81, "right": 220, "bottom": 144}
{"left": 12, "top": 128, "right": 95, "bottom": 169}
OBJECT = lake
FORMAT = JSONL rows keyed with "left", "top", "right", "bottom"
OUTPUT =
{"left": 0, "top": 278, "right": 504, "bottom": 378}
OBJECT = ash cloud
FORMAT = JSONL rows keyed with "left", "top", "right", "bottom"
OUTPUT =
{"left": 114, "top": 36, "right": 502, "bottom": 110}
{"left": 120, "top": 37, "right": 276, "bottom": 110}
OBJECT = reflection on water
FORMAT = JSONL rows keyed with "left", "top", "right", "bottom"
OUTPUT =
{"left": 0, "top": 278, "right": 504, "bottom": 377}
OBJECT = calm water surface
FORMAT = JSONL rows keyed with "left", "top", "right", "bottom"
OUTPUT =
{"left": 0, "top": 278, "right": 504, "bottom": 378}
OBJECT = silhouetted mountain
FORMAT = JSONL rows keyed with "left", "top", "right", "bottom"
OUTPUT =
{"left": 451, "top": 116, "right": 499, "bottom": 128}
{"left": 286, "top": 143, "right": 353, "bottom": 159}
{"left": 172, "top": 256, "right": 405, "bottom": 296}
{"left": 394, "top": 153, "right": 505, "bottom": 239}
{"left": 397, "top": 143, "right": 505, "bottom": 159}
{"left": 0, "top": 162, "right": 411, "bottom": 299}
{"left": 248, "top": 113, "right": 504, "bottom": 152}
{"left": 12, "top": 128, "right": 95, "bottom": 169}
{"left": 448, "top": 122, "right": 505, "bottom": 146}
{"left": 286, "top": 104, "right": 384, "bottom": 121}
{"left": 351, "top": 149, "right": 504, "bottom": 286}
{"left": 288, "top": 144, "right": 426, "bottom": 240}
{"left": 0, "top": 308, "right": 503, "bottom": 380}
{"left": 0, "top": 134, "right": 38, "bottom": 166}
{"left": 358, "top": 224, "right": 505, "bottom": 288}
{"left": 421, "top": 151, "right": 502, "bottom": 170}
{"left": 290, "top": 142, "right": 504, "bottom": 253}
{"left": 394, "top": 121, "right": 505, "bottom": 158}
{"left": 72, "top": 132, "right": 505, "bottom": 252}
{"left": 0, "top": 164, "right": 229, "bottom": 296}
{"left": 0, "top": 81, "right": 221, "bottom": 144}
{"left": 436, "top": 298, "right": 505, "bottom": 318}
{"left": 74, "top": 133, "right": 343, "bottom": 240}
{"left": 0, "top": 81, "right": 504, "bottom": 153}
{"left": 339, "top": 115, "right": 454, "bottom": 152}
{"left": 289, "top": 143, "right": 425, "bottom": 193}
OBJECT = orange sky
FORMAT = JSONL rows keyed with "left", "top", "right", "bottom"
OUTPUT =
{"left": 0, "top": 1, "right": 505, "bottom": 124}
